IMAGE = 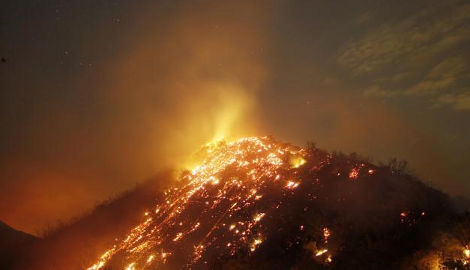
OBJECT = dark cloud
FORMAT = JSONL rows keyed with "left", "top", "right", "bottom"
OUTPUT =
{"left": 435, "top": 92, "right": 470, "bottom": 110}
{"left": 337, "top": 1, "right": 470, "bottom": 110}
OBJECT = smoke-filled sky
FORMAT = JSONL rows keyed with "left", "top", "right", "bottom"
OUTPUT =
{"left": 1, "top": 0, "right": 469, "bottom": 234}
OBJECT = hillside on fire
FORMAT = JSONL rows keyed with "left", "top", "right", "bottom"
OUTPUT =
{"left": 4, "top": 136, "right": 470, "bottom": 270}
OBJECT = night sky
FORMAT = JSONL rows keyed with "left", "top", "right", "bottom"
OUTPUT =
{"left": 1, "top": 0, "right": 469, "bottom": 234}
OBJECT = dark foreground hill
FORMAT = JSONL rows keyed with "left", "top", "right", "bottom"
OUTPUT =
{"left": 4, "top": 136, "right": 470, "bottom": 269}
{"left": 5, "top": 171, "right": 174, "bottom": 270}
{"left": 0, "top": 220, "right": 38, "bottom": 268}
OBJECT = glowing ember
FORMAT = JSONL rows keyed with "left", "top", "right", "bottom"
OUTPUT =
{"left": 290, "top": 155, "right": 306, "bottom": 168}
{"left": 250, "top": 238, "right": 263, "bottom": 252}
{"left": 253, "top": 213, "right": 265, "bottom": 222}
{"left": 286, "top": 180, "right": 300, "bottom": 189}
{"left": 323, "top": 227, "right": 331, "bottom": 243}
{"left": 125, "top": 262, "right": 135, "bottom": 270}
{"left": 349, "top": 168, "right": 359, "bottom": 179}
{"left": 315, "top": 249, "right": 328, "bottom": 256}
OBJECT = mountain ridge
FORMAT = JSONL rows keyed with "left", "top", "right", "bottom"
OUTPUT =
{"left": 4, "top": 136, "right": 470, "bottom": 270}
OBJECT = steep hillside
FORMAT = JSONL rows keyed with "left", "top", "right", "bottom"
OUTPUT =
{"left": 81, "top": 136, "right": 469, "bottom": 270}
{"left": 7, "top": 136, "right": 470, "bottom": 270}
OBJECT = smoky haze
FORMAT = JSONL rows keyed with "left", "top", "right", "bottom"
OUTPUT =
{"left": 1, "top": 0, "right": 469, "bottom": 234}
{"left": 0, "top": 0, "right": 270, "bottom": 234}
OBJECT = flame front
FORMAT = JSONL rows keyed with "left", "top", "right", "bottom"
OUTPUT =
{"left": 87, "top": 136, "right": 319, "bottom": 269}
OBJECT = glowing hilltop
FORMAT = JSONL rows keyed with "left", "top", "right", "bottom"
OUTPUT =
{"left": 85, "top": 136, "right": 470, "bottom": 270}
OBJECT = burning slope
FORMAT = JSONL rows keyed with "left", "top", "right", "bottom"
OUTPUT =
{"left": 84, "top": 136, "right": 468, "bottom": 270}
{"left": 88, "top": 136, "right": 314, "bottom": 269}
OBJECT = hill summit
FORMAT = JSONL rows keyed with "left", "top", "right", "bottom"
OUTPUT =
{"left": 82, "top": 136, "right": 470, "bottom": 270}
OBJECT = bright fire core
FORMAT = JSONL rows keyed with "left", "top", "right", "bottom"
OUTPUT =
{"left": 87, "top": 136, "right": 330, "bottom": 269}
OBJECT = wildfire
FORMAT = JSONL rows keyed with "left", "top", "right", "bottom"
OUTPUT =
{"left": 86, "top": 136, "right": 328, "bottom": 269}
